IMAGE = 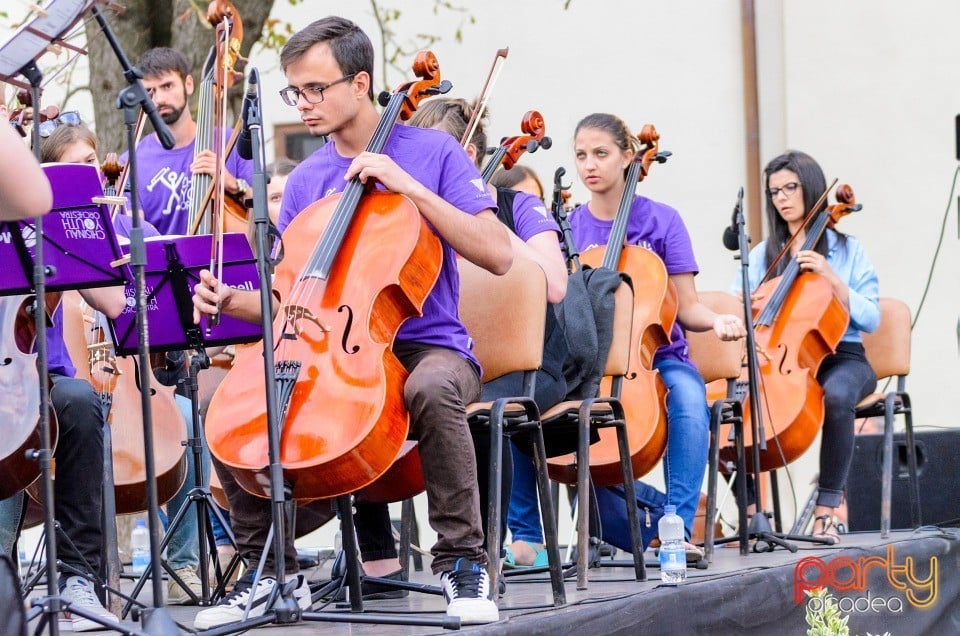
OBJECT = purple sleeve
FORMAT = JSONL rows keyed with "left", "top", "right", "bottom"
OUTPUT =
{"left": 511, "top": 191, "right": 560, "bottom": 242}
{"left": 436, "top": 136, "right": 496, "bottom": 215}
{"left": 660, "top": 211, "right": 699, "bottom": 276}
{"left": 227, "top": 144, "right": 254, "bottom": 184}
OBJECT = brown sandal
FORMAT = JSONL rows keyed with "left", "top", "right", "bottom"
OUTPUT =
{"left": 812, "top": 514, "right": 841, "bottom": 545}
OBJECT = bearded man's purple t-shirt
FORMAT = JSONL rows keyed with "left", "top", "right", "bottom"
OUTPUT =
{"left": 123, "top": 131, "right": 253, "bottom": 236}
{"left": 277, "top": 124, "right": 496, "bottom": 370}
{"left": 569, "top": 195, "right": 698, "bottom": 363}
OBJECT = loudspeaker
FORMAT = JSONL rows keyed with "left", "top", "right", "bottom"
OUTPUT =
{"left": 847, "top": 429, "right": 960, "bottom": 532}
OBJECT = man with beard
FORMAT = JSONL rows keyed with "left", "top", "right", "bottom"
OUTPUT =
{"left": 127, "top": 47, "right": 253, "bottom": 235}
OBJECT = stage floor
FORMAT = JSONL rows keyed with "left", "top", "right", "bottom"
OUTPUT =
{"left": 30, "top": 527, "right": 960, "bottom": 634}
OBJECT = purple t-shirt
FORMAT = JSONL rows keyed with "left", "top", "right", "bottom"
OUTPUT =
{"left": 46, "top": 214, "right": 161, "bottom": 377}
{"left": 511, "top": 191, "right": 560, "bottom": 241}
{"left": 569, "top": 195, "right": 698, "bottom": 363}
{"left": 123, "top": 131, "right": 252, "bottom": 235}
{"left": 277, "top": 124, "right": 496, "bottom": 368}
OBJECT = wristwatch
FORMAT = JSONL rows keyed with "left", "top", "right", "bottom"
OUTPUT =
{"left": 235, "top": 178, "right": 250, "bottom": 198}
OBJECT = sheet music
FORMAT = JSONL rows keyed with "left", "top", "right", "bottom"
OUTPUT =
{"left": 0, "top": 0, "right": 93, "bottom": 80}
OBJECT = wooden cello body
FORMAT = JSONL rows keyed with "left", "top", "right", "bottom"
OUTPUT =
{"left": 206, "top": 190, "right": 441, "bottom": 499}
{"left": 547, "top": 124, "right": 675, "bottom": 486}
{"left": 59, "top": 291, "right": 187, "bottom": 512}
{"left": 205, "top": 52, "right": 449, "bottom": 500}
{"left": 723, "top": 274, "right": 847, "bottom": 471}
{"left": 718, "top": 185, "right": 858, "bottom": 472}
{"left": 0, "top": 295, "right": 58, "bottom": 499}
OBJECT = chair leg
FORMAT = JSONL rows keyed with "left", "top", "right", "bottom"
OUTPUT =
{"left": 576, "top": 402, "right": 592, "bottom": 590}
{"left": 704, "top": 400, "right": 724, "bottom": 562}
{"left": 901, "top": 393, "right": 922, "bottom": 528}
{"left": 732, "top": 404, "right": 749, "bottom": 556}
{"left": 399, "top": 498, "right": 414, "bottom": 579}
{"left": 881, "top": 398, "right": 895, "bottom": 539}
{"left": 531, "top": 421, "right": 566, "bottom": 606}
{"left": 486, "top": 406, "right": 505, "bottom": 599}
{"left": 614, "top": 420, "right": 645, "bottom": 581}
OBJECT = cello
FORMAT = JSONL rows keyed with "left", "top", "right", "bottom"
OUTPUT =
{"left": 547, "top": 124, "right": 675, "bottom": 486}
{"left": 0, "top": 294, "right": 59, "bottom": 499}
{"left": 718, "top": 185, "right": 859, "bottom": 472}
{"left": 205, "top": 51, "right": 450, "bottom": 500}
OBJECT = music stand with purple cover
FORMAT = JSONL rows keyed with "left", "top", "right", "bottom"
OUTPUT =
{"left": 110, "top": 232, "right": 263, "bottom": 356}
{"left": 0, "top": 163, "right": 131, "bottom": 296}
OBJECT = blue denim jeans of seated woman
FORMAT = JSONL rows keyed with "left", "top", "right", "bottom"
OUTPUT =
{"left": 160, "top": 394, "right": 210, "bottom": 570}
{"left": 655, "top": 357, "right": 710, "bottom": 539}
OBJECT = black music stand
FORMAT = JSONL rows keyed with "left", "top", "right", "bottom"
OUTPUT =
{"left": 111, "top": 234, "right": 260, "bottom": 615}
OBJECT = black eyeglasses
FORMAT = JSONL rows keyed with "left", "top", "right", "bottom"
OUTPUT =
{"left": 38, "top": 111, "right": 82, "bottom": 138}
{"left": 279, "top": 73, "right": 356, "bottom": 107}
{"left": 767, "top": 182, "right": 800, "bottom": 198}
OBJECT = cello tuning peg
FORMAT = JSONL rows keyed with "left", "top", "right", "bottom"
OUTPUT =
{"left": 539, "top": 136, "right": 553, "bottom": 150}
{"left": 656, "top": 151, "right": 672, "bottom": 163}
{"left": 434, "top": 79, "right": 453, "bottom": 95}
{"left": 525, "top": 140, "right": 539, "bottom": 153}
{"left": 377, "top": 91, "right": 391, "bottom": 107}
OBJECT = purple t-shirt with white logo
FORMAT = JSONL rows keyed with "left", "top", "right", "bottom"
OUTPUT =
{"left": 46, "top": 214, "right": 161, "bottom": 377}
{"left": 511, "top": 191, "right": 560, "bottom": 241}
{"left": 277, "top": 124, "right": 496, "bottom": 369}
{"left": 569, "top": 194, "right": 698, "bottom": 363}
{"left": 123, "top": 131, "right": 252, "bottom": 236}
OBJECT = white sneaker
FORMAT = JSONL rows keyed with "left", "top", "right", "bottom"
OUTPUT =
{"left": 167, "top": 566, "right": 203, "bottom": 605}
{"left": 192, "top": 574, "right": 310, "bottom": 630}
{"left": 441, "top": 559, "right": 499, "bottom": 625}
{"left": 58, "top": 576, "right": 120, "bottom": 632}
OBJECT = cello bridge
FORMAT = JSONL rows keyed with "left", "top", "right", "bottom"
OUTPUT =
{"left": 283, "top": 305, "right": 330, "bottom": 339}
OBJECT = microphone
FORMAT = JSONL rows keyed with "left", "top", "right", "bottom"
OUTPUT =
{"left": 237, "top": 68, "right": 259, "bottom": 161}
{"left": 722, "top": 186, "right": 745, "bottom": 251}
{"left": 137, "top": 81, "right": 175, "bottom": 150}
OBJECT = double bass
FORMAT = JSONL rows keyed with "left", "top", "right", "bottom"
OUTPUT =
{"left": 187, "top": 0, "right": 248, "bottom": 237}
{"left": 718, "top": 185, "right": 859, "bottom": 471}
{"left": 547, "top": 124, "right": 675, "bottom": 486}
{"left": 205, "top": 52, "right": 451, "bottom": 500}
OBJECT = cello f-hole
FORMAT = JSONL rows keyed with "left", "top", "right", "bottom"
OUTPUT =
{"left": 338, "top": 304, "right": 360, "bottom": 355}
{"left": 775, "top": 343, "right": 792, "bottom": 376}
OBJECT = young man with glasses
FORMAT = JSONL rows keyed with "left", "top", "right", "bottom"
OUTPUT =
{"left": 123, "top": 47, "right": 253, "bottom": 236}
{"left": 191, "top": 15, "right": 512, "bottom": 629}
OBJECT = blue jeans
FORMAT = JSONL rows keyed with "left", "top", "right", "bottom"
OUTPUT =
{"left": 0, "top": 492, "right": 24, "bottom": 560}
{"left": 656, "top": 358, "right": 710, "bottom": 539}
{"left": 161, "top": 394, "right": 210, "bottom": 570}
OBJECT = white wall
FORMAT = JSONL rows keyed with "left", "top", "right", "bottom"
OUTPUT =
{"left": 3, "top": 0, "right": 955, "bottom": 548}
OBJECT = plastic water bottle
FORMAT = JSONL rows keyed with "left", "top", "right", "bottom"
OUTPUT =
{"left": 658, "top": 504, "right": 686, "bottom": 584}
{"left": 130, "top": 519, "right": 150, "bottom": 575}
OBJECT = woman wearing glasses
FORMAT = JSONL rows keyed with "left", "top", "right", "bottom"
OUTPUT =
{"left": 731, "top": 150, "right": 879, "bottom": 544}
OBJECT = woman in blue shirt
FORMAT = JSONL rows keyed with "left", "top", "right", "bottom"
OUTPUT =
{"left": 733, "top": 150, "right": 880, "bottom": 544}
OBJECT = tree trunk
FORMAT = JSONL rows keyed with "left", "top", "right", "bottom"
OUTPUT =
{"left": 84, "top": 0, "right": 275, "bottom": 156}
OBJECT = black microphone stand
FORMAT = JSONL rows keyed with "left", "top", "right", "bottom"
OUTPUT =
{"left": 90, "top": 6, "right": 179, "bottom": 634}
{"left": 714, "top": 189, "right": 834, "bottom": 554}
